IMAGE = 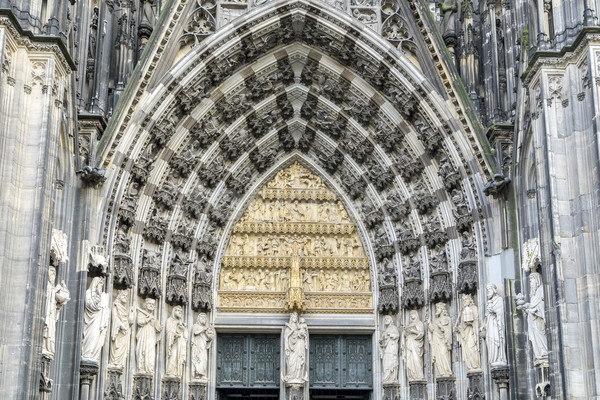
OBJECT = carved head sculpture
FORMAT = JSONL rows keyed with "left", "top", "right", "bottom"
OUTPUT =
{"left": 486, "top": 284, "right": 497, "bottom": 299}
{"left": 383, "top": 315, "right": 393, "bottom": 327}
{"left": 198, "top": 313, "right": 207, "bottom": 325}
{"left": 409, "top": 310, "right": 419, "bottom": 321}
{"left": 172, "top": 305, "right": 183, "bottom": 319}
{"left": 48, "top": 266, "right": 57, "bottom": 285}
{"left": 144, "top": 298, "right": 156, "bottom": 311}
{"left": 462, "top": 293, "right": 474, "bottom": 306}
{"left": 289, "top": 312, "right": 298, "bottom": 323}
{"left": 529, "top": 271, "right": 542, "bottom": 291}
{"left": 435, "top": 302, "right": 447, "bottom": 316}
{"left": 116, "top": 289, "right": 129, "bottom": 303}
{"left": 89, "top": 276, "right": 105, "bottom": 293}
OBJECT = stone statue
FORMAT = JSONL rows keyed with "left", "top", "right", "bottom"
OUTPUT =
{"left": 81, "top": 277, "right": 110, "bottom": 362}
{"left": 428, "top": 303, "right": 453, "bottom": 377}
{"left": 402, "top": 310, "right": 424, "bottom": 381}
{"left": 516, "top": 272, "right": 548, "bottom": 361}
{"left": 136, "top": 298, "right": 162, "bottom": 374}
{"left": 441, "top": 0, "right": 458, "bottom": 35}
{"left": 191, "top": 313, "right": 215, "bottom": 381}
{"left": 166, "top": 305, "right": 188, "bottom": 378}
{"left": 109, "top": 290, "right": 134, "bottom": 369}
{"left": 43, "top": 266, "right": 71, "bottom": 357}
{"left": 379, "top": 315, "right": 399, "bottom": 384}
{"left": 283, "top": 312, "right": 308, "bottom": 383}
{"left": 454, "top": 294, "right": 480, "bottom": 372}
{"left": 482, "top": 284, "right": 507, "bottom": 366}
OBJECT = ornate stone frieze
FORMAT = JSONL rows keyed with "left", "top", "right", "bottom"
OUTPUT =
{"left": 153, "top": 181, "right": 179, "bottom": 210}
{"left": 396, "top": 223, "right": 420, "bottom": 254}
{"left": 362, "top": 199, "right": 384, "bottom": 229}
{"left": 139, "top": 249, "right": 162, "bottom": 299}
{"left": 394, "top": 148, "right": 424, "bottom": 182}
{"left": 182, "top": 187, "right": 208, "bottom": 220}
{"left": 166, "top": 252, "right": 191, "bottom": 305}
{"left": 437, "top": 153, "right": 461, "bottom": 190}
{"left": 412, "top": 182, "right": 437, "bottom": 214}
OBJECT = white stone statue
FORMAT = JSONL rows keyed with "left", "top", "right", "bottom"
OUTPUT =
{"left": 283, "top": 312, "right": 308, "bottom": 383}
{"left": 136, "top": 298, "right": 162, "bottom": 374}
{"left": 191, "top": 313, "right": 215, "bottom": 381}
{"left": 81, "top": 276, "right": 110, "bottom": 362}
{"left": 109, "top": 290, "right": 134, "bottom": 369}
{"left": 454, "top": 294, "right": 480, "bottom": 372}
{"left": 482, "top": 284, "right": 507, "bottom": 366}
{"left": 517, "top": 272, "right": 549, "bottom": 362}
{"left": 428, "top": 303, "right": 453, "bottom": 377}
{"left": 379, "top": 315, "right": 399, "bottom": 384}
{"left": 165, "top": 305, "right": 188, "bottom": 378}
{"left": 43, "top": 266, "right": 71, "bottom": 357}
{"left": 402, "top": 310, "right": 425, "bottom": 381}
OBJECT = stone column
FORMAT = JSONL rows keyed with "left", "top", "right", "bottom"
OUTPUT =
{"left": 188, "top": 382, "right": 207, "bottom": 400}
{"left": 79, "top": 360, "right": 99, "bottom": 400}
{"left": 436, "top": 376, "right": 455, "bottom": 400}
{"left": 162, "top": 377, "right": 181, "bottom": 400}
{"left": 491, "top": 365, "right": 509, "bottom": 400}
{"left": 409, "top": 381, "right": 427, "bottom": 400}
{"left": 133, "top": 374, "right": 154, "bottom": 400}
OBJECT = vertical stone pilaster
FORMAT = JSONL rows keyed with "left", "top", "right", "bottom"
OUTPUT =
{"left": 409, "top": 380, "right": 428, "bottom": 400}
{"left": 162, "top": 377, "right": 181, "bottom": 400}
{"left": 436, "top": 376, "right": 455, "bottom": 400}
{"left": 133, "top": 374, "right": 154, "bottom": 400}
{"left": 188, "top": 382, "right": 207, "bottom": 400}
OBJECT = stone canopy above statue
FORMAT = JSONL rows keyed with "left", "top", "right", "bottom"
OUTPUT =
{"left": 218, "top": 162, "right": 372, "bottom": 313}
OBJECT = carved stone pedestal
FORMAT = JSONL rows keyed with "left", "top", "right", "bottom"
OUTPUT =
{"left": 39, "top": 354, "right": 53, "bottom": 399}
{"left": 383, "top": 383, "right": 401, "bottom": 400}
{"left": 491, "top": 365, "right": 509, "bottom": 400}
{"left": 436, "top": 376, "right": 455, "bottom": 400}
{"left": 79, "top": 360, "right": 99, "bottom": 400}
{"left": 104, "top": 368, "right": 124, "bottom": 400}
{"left": 162, "top": 377, "right": 181, "bottom": 400}
{"left": 286, "top": 383, "right": 304, "bottom": 400}
{"left": 188, "top": 381, "right": 207, "bottom": 400}
{"left": 467, "top": 371, "right": 484, "bottom": 400}
{"left": 133, "top": 374, "right": 154, "bottom": 400}
{"left": 409, "top": 380, "right": 428, "bottom": 400}
{"left": 534, "top": 359, "right": 550, "bottom": 398}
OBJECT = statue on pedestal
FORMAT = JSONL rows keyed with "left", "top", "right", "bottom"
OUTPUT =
{"left": 454, "top": 294, "right": 480, "bottom": 372}
{"left": 482, "top": 284, "right": 507, "bottom": 366}
{"left": 191, "top": 313, "right": 215, "bottom": 381}
{"left": 82, "top": 277, "right": 110, "bottom": 362}
{"left": 109, "top": 290, "right": 134, "bottom": 369}
{"left": 165, "top": 306, "right": 188, "bottom": 378}
{"left": 428, "top": 303, "right": 453, "bottom": 377}
{"left": 402, "top": 310, "right": 425, "bottom": 381}
{"left": 379, "top": 315, "right": 399, "bottom": 384}
{"left": 283, "top": 312, "right": 308, "bottom": 383}
{"left": 43, "top": 266, "right": 71, "bottom": 357}
{"left": 136, "top": 298, "right": 161, "bottom": 374}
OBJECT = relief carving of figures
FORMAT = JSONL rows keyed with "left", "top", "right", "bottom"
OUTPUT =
{"left": 43, "top": 266, "right": 71, "bottom": 357}
{"left": 283, "top": 312, "right": 308, "bottom": 383}
{"left": 516, "top": 272, "right": 549, "bottom": 362}
{"left": 165, "top": 306, "right": 188, "bottom": 378}
{"left": 136, "top": 298, "right": 162, "bottom": 374}
{"left": 454, "top": 294, "right": 480, "bottom": 372}
{"left": 428, "top": 303, "right": 453, "bottom": 377}
{"left": 482, "top": 284, "right": 507, "bottom": 366}
{"left": 380, "top": 315, "right": 400, "bottom": 384}
{"left": 191, "top": 313, "right": 215, "bottom": 382}
{"left": 109, "top": 290, "right": 134, "bottom": 369}
{"left": 81, "top": 277, "right": 110, "bottom": 362}
{"left": 402, "top": 310, "right": 425, "bottom": 381}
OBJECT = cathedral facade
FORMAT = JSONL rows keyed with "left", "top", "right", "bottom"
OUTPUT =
{"left": 0, "top": 0, "right": 599, "bottom": 398}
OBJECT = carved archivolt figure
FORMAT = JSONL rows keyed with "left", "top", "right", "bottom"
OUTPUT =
{"left": 81, "top": 277, "right": 110, "bottom": 362}
{"left": 43, "top": 266, "right": 71, "bottom": 357}
{"left": 191, "top": 313, "right": 215, "bottom": 381}
{"left": 454, "top": 294, "right": 480, "bottom": 372}
{"left": 136, "top": 298, "right": 162, "bottom": 374}
{"left": 428, "top": 303, "right": 453, "bottom": 377}
{"left": 517, "top": 272, "right": 549, "bottom": 362}
{"left": 283, "top": 312, "right": 308, "bottom": 383}
{"left": 483, "top": 284, "right": 507, "bottom": 366}
{"left": 109, "top": 290, "right": 133, "bottom": 369}
{"left": 379, "top": 315, "right": 400, "bottom": 384}
{"left": 166, "top": 306, "right": 188, "bottom": 378}
{"left": 402, "top": 310, "right": 425, "bottom": 381}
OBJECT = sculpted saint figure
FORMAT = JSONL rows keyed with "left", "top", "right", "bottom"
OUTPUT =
{"left": 454, "top": 294, "right": 480, "bottom": 372}
{"left": 82, "top": 277, "right": 110, "bottom": 361}
{"left": 517, "top": 272, "right": 549, "bottom": 361}
{"left": 166, "top": 306, "right": 188, "bottom": 378}
{"left": 136, "top": 298, "right": 162, "bottom": 374}
{"left": 43, "top": 266, "right": 71, "bottom": 357}
{"left": 283, "top": 312, "right": 308, "bottom": 383}
{"left": 482, "top": 284, "right": 507, "bottom": 366}
{"left": 109, "top": 290, "right": 134, "bottom": 369}
{"left": 402, "top": 310, "right": 425, "bottom": 381}
{"left": 379, "top": 316, "right": 400, "bottom": 384}
{"left": 428, "top": 303, "right": 453, "bottom": 377}
{"left": 191, "top": 313, "right": 215, "bottom": 381}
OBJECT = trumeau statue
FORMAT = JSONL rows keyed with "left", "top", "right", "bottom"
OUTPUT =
{"left": 402, "top": 310, "right": 425, "bottom": 381}
{"left": 81, "top": 277, "right": 110, "bottom": 362}
{"left": 136, "top": 298, "right": 162, "bottom": 374}
{"left": 165, "top": 305, "right": 188, "bottom": 378}
{"left": 428, "top": 303, "right": 453, "bottom": 377}
{"left": 379, "top": 315, "right": 400, "bottom": 384}
{"left": 482, "top": 284, "right": 507, "bottom": 366}
{"left": 43, "top": 266, "right": 71, "bottom": 357}
{"left": 191, "top": 313, "right": 215, "bottom": 381}
{"left": 283, "top": 312, "right": 308, "bottom": 383}
{"left": 454, "top": 294, "right": 480, "bottom": 372}
{"left": 109, "top": 290, "right": 134, "bottom": 369}
{"left": 517, "top": 272, "right": 549, "bottom": 362}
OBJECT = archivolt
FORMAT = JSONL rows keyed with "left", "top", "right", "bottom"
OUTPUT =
{"left": 96, "top": 0, "right": 493, "bottom": 311}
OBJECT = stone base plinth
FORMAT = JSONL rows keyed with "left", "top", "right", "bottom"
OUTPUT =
{"left": 436, "top": 376, "right": 455, "bottom": 400}
{"left": 133, "top": 374, "right": 154, "bottom": 400}
{"left": 162, "top": 377, "right": 181, "bottom": 400}
{"left": 188, "top": 381, "right": 207, "bottom": 400}
{"left": 467, "top": 371, "right": 484, "bottom": 399}
{"left": 40, "top": 354, "right": 53, "bottom": 394}
{"left": 104, "top": 369, "right": 124, "bottom": 400}
{"left": 409, "top": 380, "right": 427, "bottom": 400}
{"left": 383, "top": 383, "right": 401, "bottom": 400}
{"left": 534, "top": 359, "right": 550, "bottom": 397}
{"left": 285, "top": 383, "right": 304, "bottom": 400}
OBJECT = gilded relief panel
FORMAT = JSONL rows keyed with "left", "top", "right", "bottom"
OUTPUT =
{"left": 218, "top": 162, "right": 372, "bottom": 313}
